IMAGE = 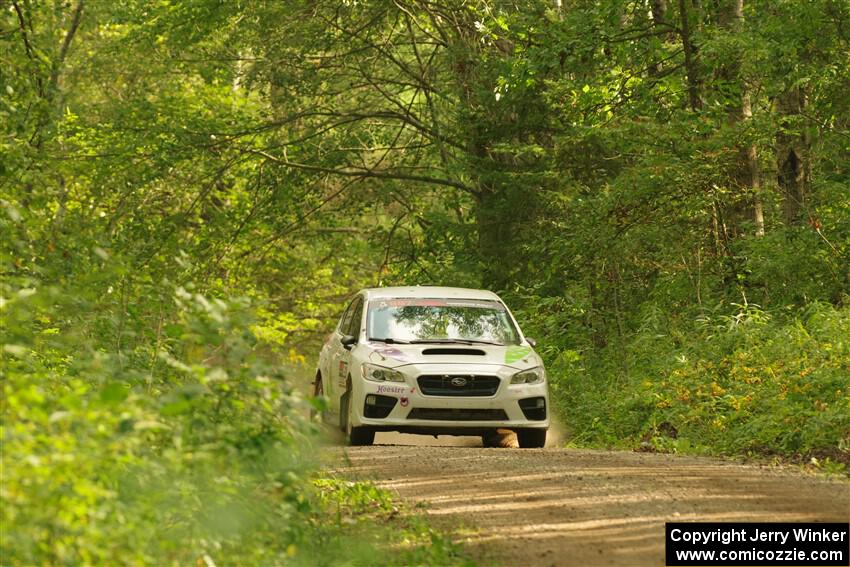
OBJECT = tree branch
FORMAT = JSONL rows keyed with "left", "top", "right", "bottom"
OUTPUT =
{"left": 246, "top": 148, "right": 474, "bottom": 193}
{"left": 12, "top": 1, "right": 43, "bottom": 97}
{"left": 50, "top": 0, "right": 84, "bottom": 93}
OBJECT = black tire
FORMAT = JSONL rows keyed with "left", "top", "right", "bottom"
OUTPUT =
{"left": 482, "top": 429, "right": 514, "bottom": 448}
{"left": 348, "top": 426, "right": 375, "bottom": 446}
{"left": 517, "top": 428, "right": 547, "bottom": 448}
{"left": 311, "top": 373, "right": 323, "bottom": 421}
{"left": 342, "top": 381, "right": 374, "bottom": 446}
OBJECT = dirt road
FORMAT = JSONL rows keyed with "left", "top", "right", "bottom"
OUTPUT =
{"left": 332, "top": 434, "right": 850, "bottom": 567}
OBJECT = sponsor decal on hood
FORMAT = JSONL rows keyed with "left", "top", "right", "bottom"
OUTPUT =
{"left": 371, "top": 347, "right": 410, "bottom": 362}
{"left": 504, "top": 346, "right": 532, "bottom": 363}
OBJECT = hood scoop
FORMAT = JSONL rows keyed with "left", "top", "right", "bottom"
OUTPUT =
{"left": 421, "top": 348, "right": 486, "bottom": 356}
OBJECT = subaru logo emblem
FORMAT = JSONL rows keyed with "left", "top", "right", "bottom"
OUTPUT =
{"left": 450, "top": 377, "right": 468, "bottom": 387}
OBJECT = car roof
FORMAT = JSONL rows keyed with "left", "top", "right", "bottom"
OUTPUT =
{"left": 360, "top": 286, "right": 502, "bottom": 301}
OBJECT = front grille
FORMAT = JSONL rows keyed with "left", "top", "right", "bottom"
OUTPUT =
{"left": 417, "top": 374, "right": 500, "bottom": 397}
{"left": 407, "top": 408, "right": 508, "bottom": 421}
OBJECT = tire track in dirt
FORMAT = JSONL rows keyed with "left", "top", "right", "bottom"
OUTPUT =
{"left": 331, "top": 441, "right": 850, "bottom": 566}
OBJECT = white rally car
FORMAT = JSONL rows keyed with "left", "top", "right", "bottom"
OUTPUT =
{"left": 314, "top": 286, "right": 549, "bottom": 447}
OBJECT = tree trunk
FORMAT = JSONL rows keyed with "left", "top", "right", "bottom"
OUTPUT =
{"left": 678, "top": 0, "right": 702, "bottom": 111}
{"left": 742, "top": 91, "right": 765, "bottom": 236}
{"left": 718, "top": 0, "right": 764, "bottom": 237}
{"left": 649, "top": 0, "right": 668, "bottom": 77}
{"left": 475, "top": 189, "right": 511, "bottom": 290}
{"left": 776, "top": 87, "right": 811, "bottom": 226}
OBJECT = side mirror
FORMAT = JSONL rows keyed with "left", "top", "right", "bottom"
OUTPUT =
{"left": 525, "top": 337, "right": 537, "bottom": 347}
{"left": 340, "top": 334, "right": 357, "bottom": 350}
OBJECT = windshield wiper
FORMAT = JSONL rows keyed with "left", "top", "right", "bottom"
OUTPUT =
{"left": 369, "top": 337, "right": 410, "bottom": 344}
{"left": 457, "top": 339, "right": 505, "bottom": 346}
{"left": 408, "top": 338, "right": 505, "bottom": 346}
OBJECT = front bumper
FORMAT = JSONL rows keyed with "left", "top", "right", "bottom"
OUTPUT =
{"left": 350, "top": 363, "right": 549, "bottom": 433}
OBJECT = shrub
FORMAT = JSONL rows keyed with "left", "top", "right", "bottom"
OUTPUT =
{"left": 1, "top": 277, "right": 319, "bottom": 564}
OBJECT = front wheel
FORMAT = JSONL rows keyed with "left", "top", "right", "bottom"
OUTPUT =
{"left": 311, "top": 374, "right": 324, "bottom": 422}
{"left": 348, "top": 425, "right": 375, "bottom": 446}
{"left": 481, "top": 429, "right": 516, "bottom": 448}
{"left": 516, "top": 428, "right": 547, "bottom": 448}
{"left": 343, "top": 386, "right": 374, "bottom": 446}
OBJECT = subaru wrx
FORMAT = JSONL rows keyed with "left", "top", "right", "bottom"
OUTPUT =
{"left": 314, "top": 287, "right": 549, "bottom": 447}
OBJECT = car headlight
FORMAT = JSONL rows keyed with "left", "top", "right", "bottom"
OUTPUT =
{"left": 361, "top": 363, "right": 406, "bottom": 383}
{"left": 511, "top": 366, "right": 545, "bottom": 384}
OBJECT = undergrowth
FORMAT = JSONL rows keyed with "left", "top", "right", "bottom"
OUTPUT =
{"left": 531, "top": 300, "right": 850, "bottom": 474}
{"left": 1, "top": 274, "right": 470, "bottom": 565}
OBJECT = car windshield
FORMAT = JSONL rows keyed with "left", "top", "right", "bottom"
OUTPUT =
{"left": 367, "top": 298, "right": 520, "bottom": 345}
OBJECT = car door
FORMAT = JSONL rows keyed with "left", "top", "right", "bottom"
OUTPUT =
{"left": 335, "top": 296, "right": 363, "bottom": 399}
{"left": 322, "top": 299, "right": 350, "bottom": 414}
{"left": 329, "top": 296, "right": 358, "bottom": 413}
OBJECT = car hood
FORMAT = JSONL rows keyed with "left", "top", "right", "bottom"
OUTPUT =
{"left": 361, "top": 342, "right": 542, "bottom": 370}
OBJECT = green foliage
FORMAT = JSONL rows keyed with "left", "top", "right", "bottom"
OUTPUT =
{"left": 2, "top": 276, "right": 311, "bottom": 564}
{"left": 524, "top": 298, "right": 850, "bottom": 468}
{"left": 3, "top": 1, "right": 849, "bottom": 562}
{"left": 489, "top": 0, "right": 850, "bottom": 467}
{"left": 310, "top": 478, "right": 473, "bottom": 567}
{"left": 1, "top": 271, "right": 471, "bottom": 564}
{"left": 3, "top": 2, "right": 470, "bottom": 562}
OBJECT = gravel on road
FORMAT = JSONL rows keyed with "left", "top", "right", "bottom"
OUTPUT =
{"left": 330, "top": 436, "right": 850, "bottom": 567}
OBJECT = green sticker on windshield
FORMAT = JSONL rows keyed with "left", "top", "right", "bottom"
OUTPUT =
{"left": 505, "top": 346, "right": 531, "bottom": 363}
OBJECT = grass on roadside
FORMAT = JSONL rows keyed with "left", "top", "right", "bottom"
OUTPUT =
{"left": 293, "top": 477, "right": 474, "bottom": 567}
{"left": 538, "top": 301, "right": 850, "bottom": 478}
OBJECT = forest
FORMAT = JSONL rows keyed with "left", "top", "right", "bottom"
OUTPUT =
{"left": 2, "top": 0, "right": 848, "bottom": 564}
